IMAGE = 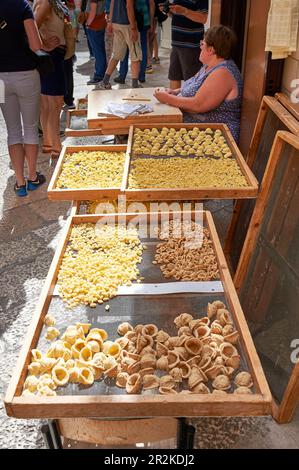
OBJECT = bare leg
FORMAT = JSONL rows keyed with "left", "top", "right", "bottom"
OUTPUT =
{"left": 40, "top": 95, "right": 52, "bottom": 148}
{"left": 106, "top": 57, "right": 119, "bottom": 76}
{"left": 25, "top": 144, "right": 39, "bottom": 180}
{"left": 47, "top": 96, "right": 64, "bottom": 154}
{"left": 153, "top": 31, "right": 159, "bottom": 59}
{"left": 131, "top": 60, "right": 140, "bottom": 80}
{"left": 8, "top": 144, "right": 26, "bottom": 186}
{"left": 170, "top": 80, "right": 181, "bottom": 90}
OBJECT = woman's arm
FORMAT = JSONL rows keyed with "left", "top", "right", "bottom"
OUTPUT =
{"left": 33, "top": 0, "right": 51, "bottom": 28}
{"left": 155, "top": 68, "right": 236, "bottom": 113}
{"left": 24, "top": 18, "right": 43, "bottom": 51}
{"left": 169, "top": 5, "right": 208, "bottom": 24}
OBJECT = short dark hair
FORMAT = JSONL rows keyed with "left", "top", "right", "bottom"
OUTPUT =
{"left": 204, "top": 25, "right": 237, "bottom": 59}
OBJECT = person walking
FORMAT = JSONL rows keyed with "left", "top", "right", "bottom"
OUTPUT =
{"left": 85, "top": 0, "right": 107, "bottom": 85}
{"left": 0, "top": 0, "right": 46, "bottom": 197}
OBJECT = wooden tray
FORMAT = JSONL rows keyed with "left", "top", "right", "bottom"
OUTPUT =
{"left": 123, "top": 124, "right": 259, "bottom": 200}
{"left": 47, "top": 145, "right": 128, "bottom": 201}
{"left": 4, "top": 211, "right": 271, "bottom": 419}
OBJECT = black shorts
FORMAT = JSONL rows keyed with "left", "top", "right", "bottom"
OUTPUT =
{"left": 168, "top": 46, "right": 202, "bottom": 81}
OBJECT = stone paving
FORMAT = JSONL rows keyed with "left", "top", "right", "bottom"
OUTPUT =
{"left": 0, "top": 32, "right": 298, "bottom": 449}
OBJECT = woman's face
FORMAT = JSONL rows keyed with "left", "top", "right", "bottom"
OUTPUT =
{"left": 199, "top": 39, "right": 215, "bottom": 64}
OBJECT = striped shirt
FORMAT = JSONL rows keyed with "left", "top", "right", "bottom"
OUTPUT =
{"left": 172, "top": 0, "right": 208, "bottom": 49}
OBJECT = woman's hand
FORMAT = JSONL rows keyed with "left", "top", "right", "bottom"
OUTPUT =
{"left": 154, "top": 88, "right": 171, "bottom": 104}
{"left": 43, "top": 35, "right": 60, "bottom": 51}
{"left": 169, "top": 5, "right": 187, "bottom": 15}
{"left": 107, "top": 22, "right": 113, "bottom": 35}
{"left": 164, "top": 88, "right": 180, "bottom": 95}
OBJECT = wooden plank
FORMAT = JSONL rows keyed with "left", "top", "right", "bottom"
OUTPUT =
{"left": 47, "top": 145, "right": 127, "bottom": 201}
{"left": 123, "top": 123, "right": 258, "bottom": 200}
{"left": 5, "top": 211, "right": 272, "bottom": 419}
{"left": 58, "top": 417, "right": 178, "bottom": 445}
{"left": 87, "top": 88, "right": 183, "bottom": 130}
{"left": 275, "top": 92, "right": 299, "bottom": 122}
{"left": 273, "top": 362, "right": 299, "bottom": 424}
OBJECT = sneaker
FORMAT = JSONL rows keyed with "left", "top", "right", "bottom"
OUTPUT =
{"left": 114, "top": 76, "right": 126, "bottom": 84}
{"left": 93, "top": 81, "right": 112, "bottom": 90}
{"left": 87, "top": 78, "right": 101, "bottom": 85}
{"left": 14, "top": 182, "right": 27, "bottom": 197}
{"left": 146, "top": 65, "right": 153, "bottom": 74}
{"left": 27, "top": 172, "right": 46, "bottom": 191}
{"left": 152, "top": 57, "right": 160, "bottom": 65}
{"left": 132, "top": 83, "right": 143, "bottom": 88}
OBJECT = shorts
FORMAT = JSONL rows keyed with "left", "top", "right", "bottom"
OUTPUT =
{"left": 40, "top": 46, "right": 66, "bottom": 96}
{"left": 111, "top": 24, "right": 142, "bottom": 62}
{"left": 168, "top": 46, "right": 202, "bottom": 81}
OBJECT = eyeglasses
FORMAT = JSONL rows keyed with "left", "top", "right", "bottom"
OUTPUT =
{"left": 200, "top": 40, "right": 206, "bottom": 48}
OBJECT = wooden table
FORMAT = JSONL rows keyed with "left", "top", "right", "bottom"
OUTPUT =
{"left": 87, "top": 87, "right": 183, "bottom": 134}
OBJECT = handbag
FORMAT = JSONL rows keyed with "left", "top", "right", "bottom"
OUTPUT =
{"left": 86, "top": 12, "right": 106, "bottom": 31}
{"left": 35, "top": 50, "right": 55, "bottom": 78}
{"left": 64, "top": 20, "right": 76, "bottom": 60}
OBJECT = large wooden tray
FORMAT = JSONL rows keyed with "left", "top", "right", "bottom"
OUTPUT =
{"left": 87, "top": 88, "right": 183, "bottom": 134}
{"left": 47, "top": 144, "right": 128, "bottom": 201}
{"left": 123, "top": 124, "right": 259, "bottom": 200}
{"left": 5, "top": 212, "right": 271, "bottom": 419}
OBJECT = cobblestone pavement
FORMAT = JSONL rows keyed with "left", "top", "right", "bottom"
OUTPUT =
{"left": 0, "top": 33, "right": 298, "bottom": 449}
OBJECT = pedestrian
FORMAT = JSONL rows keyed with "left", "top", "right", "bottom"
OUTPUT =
{"left": 0, "top": 0, "right": 46, "bottom": 197}
{"left": 95, "top": 0, "right": 142, "bottom": 90}
{"left": 33, "top": 0, "right": 68, "bottom": 158}
{"left": 163, "top": 0, "right": 208, "bottom": 89}
{"left": 85, "top": 0, "right": 107, "bottom": 85}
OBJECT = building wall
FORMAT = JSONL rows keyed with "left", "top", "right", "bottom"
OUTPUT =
{"left": 281, "top": 32, "right": 299, "bottom": 98}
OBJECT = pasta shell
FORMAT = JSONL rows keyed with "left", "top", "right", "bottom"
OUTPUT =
{"left": 188, "top": 366, "right": 204, "bottom": 389}
{"left": 193, "top": 325, "right": 210, "bottom": 340}
{"left": 76, "top": 322, "right": 91, "bottom": 335}
{"left": 39, "top": 357, "right": 57, "bottom": 373}
{"left": 168, "top": 351, "right": 180, "bottom": 369}
{"left": 198, "top": 317, "right": 210, "bottom": 326}
{"left": 134, "top": 324, "right": 144, "bottom": 334}
{"left": 142, "top": 324, "right": 158, "bottom": 337}
{"left": 117, "top": 322, "right": 134, "bottom": 336}
{"left": 212, "top": 389, "right": 227, "bottom": 396}
{"left": 140, "top": 346, "right": 156, "bottom": 357}
{"left": 46, "top": 342, "right": 65, "bottom": 359}
{"left": 136, "top": 334, "right": 153, "bottom": 353}
{"left": 177, "top": 361, "right": 191, "bottom": 379}
{"left": 160, "top": 375, "right": 176, "bottom": 389}
{"left": 174, "top": 346, "right": 189, "bottom": 361}
{"left": 159, "top": 386, "right": 178, "bottom": 395}
{"left": 205, "top": 365, "right": 223, "bottom": 380}
{"left": 212, "top": 374, "right": 231, "bottom": 391}
{"left": 104, "top": 364, "right": 118, "bottom": 378}
{"left": 37, "top": 385, "right": 57, "bottom": 397}
{"left": 222, "top": 324, "right": 234, "bottom": 336}
{"left": 185, "top": 338, "right": 202, "bottom": 356}
{"left": 210, "top": 323, "right": 223, "bottom": 335}
{"left": 24, "top": 376, "right": 39, "bottom": 392}
{"left": 210, "top": 334, "right": 224, "bottom": 346}
{"left": 219, "top": 342, "right": 238, "bottom": 360}
{"left": 234, "top": 386, "right": 253, "bottom": 395}
{"left": 169, "top": 367, "right": 183, "bottom": 382}
{"left": 115, "top": 337, "right": 129, "bottom": 350}
{"left": 86, "top": 340, "right": 101, "bottom": 353}
{"left": 224, "top": 331, "right": 240, "bottom": 345}
{"left": 156, "top": 330, "right": 169, "bottom": 343}
{"left": 222, "top": 366, "right": 235, "bottom": 377}
{"left": 234, "top": 372, "right": 253, "bottom": 388}
{"left": 102, "top": 340, "right": 114, "bottom": 355}
{"left": 28, "top": 362, "right": 41, "bottom": 376}
{"left": 125, "top": 331, "right": 137, "bottom": 342}
{"left": 79, "top": 367, "right": 94, "bottom": 386}
{"left": 127, "top": 360, "right": 141, "bottom": 375}
{"left": 116, "top": 372, "right": 129, "bottom": 388}
{"left": 225, "top": 355, "right": 240, "bottom": 369}
{"left": 140, "top": 354, "right": 156, "bottom": 369}
{"left": 214, "top": 356, "right": 224, "bottom": 366}
{"left": 139, "top": 367, "right": 155, "bottom": 378}
{"left": 52, "top": 365, "right": 69, "bottom": 386}
{"left": 207, "top": 302, "right": 217, "bottom": 319}
{"left": 44, "top": 314, "right": 56, "bottom": 327}
{"left": 45, "top": 327, "right": 60, "bottom": 341}
{"left": 31, "top": 349, "right": 42, "bottom": 362}
{"left": 198, "top": 356, "right": 212, "bottom": 371}
{"left": 22, "top": 389, "right": 36, "bottom": 397}
{"left": 80, "top": 346, "right": 93, "bottom": 362}
{"left": 216, "top": 309, "right": 233, "bottom": 326}
{"left": 107, "top": 342, "right": 121, "bottom": 358}
{"left": 68, "top": 367, "right": 81, "bottom": 383}
{"left": 86, "top": 332, "right": 104, "bottom": 347}
{"left": 174, "top": 313, "right": 194, "bottom": 328}
{"left": 126, "top": 373, "right": 142, "bottom": 394}
{"left": 178, "top": 326, "right": 192, "bottom": 337}
{"left": 189, "top": 319, "right": 203, "bottom": 332}
{"left": 89, "top": 328, "right": 108, "bottom": 341}
{"left": 143, "top": 374, "right": 160, "bottom": 390}
{"left": 62, "top": 326, "right": 79, "bottom": 345}
{"left": 168, "top": 336, "right": 181, "bottom": 348}
{"left": 191, "top": 383, "right": 210, "bottom": 394}
{"left": 103, "top": 356, "right": 117, "bottom": 370}
{"left": 156, "top": 356, "right": 169, "bottom": 372}
{"left": 156, "top": 342, "right": 169, "bottom": 357}
{"left": 187, "top": 355, "right": 202, "bottom": 367}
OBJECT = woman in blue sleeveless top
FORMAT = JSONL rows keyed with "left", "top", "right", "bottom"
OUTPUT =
{"left": 154, "top": 25, "right": 243, "bottom": 143}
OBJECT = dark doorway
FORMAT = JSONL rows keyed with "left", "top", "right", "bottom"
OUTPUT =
{"left": 220, "top": 0, "right": 248, "bottom": 71}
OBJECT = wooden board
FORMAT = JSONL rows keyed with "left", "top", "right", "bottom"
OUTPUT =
{"left": 87, "top": 88, "right": 183, "bottom": 133}
{"left": 65, "top": 109, "right": 103, "bottom": 137}
{"left": 275, "top": 92, "right": 299, "bottom": 121}
{"left": 123, "top": 123, "right": 258, "bottom": 200}
{"left": 47, "top": 144, "right": 127, "bottom": 201}
{"left": 4, "top": 211, "right": 271, "bottom": 419}
{"left": 234, "top": 131, "right": 299, "bottom": 423}
{"left": 225, "top": 96, "right": 299, "bottom": 271}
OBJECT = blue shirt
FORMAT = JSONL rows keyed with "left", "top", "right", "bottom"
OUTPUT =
{"left": 0, "top": 0, "right": 37, "bottom": 72}
{"left": 172, "top": 0, "right": 209, "bottom": 49}
{"left": 112, "top": 0, "right": 129, "bottom": 25}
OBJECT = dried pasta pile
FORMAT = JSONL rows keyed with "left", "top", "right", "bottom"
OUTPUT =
{"left": 23, "top": 302, "right": 253, "bottom": 397}
{"left": 56, "top": 150, "right": 126, "bottom": 189}
{"left": 57, "top": 223, "right": 143, "bottom": 308}
{"left": 154, "top": 220, "right": 219, "bottom": 281}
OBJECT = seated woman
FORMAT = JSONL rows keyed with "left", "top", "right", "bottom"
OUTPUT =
{"left": 154, "top": 25, "right": 242, "bottom": 143}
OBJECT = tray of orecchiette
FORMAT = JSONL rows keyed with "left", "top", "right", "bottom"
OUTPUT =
{"left": 123, "top": 124, "right": 259, "bottom": 200}
{"left": 4, "top": 212, "right": 271, "bottom": 419}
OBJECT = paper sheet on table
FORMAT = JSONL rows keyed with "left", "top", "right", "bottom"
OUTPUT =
{"left": 53, "top": 281, "right": 224, "bottom": 297}
{"left": 98, "top": 103, "right": 153, "bottom": 119}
